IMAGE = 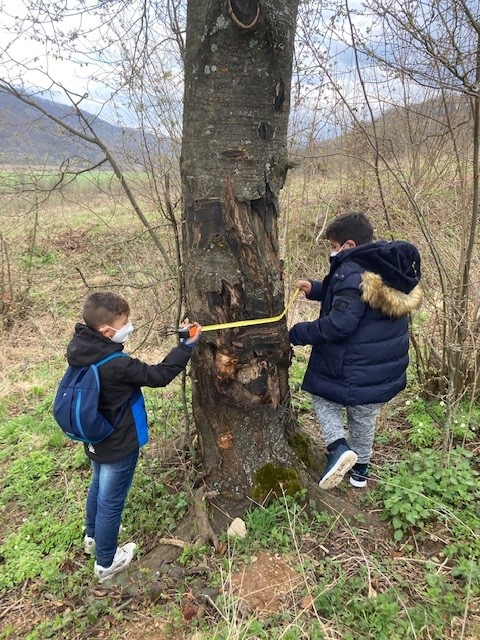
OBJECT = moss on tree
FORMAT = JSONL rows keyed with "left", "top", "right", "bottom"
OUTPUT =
{"left": 252, "top": 463, "right": 303, "bottom": 503}
{"left": 288, "top": 431, "right": 312, "bottom": 468}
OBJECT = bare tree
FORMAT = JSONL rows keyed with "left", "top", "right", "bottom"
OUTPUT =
{"left": 1, "top": 1, "right": 374, "bottom": 538}
{"left": 180, "top": 0, "right": 305, "bottom": 520}
{"left": 0, "top": 1, "right": 189, "bottom": 330}
{"left": 349, "top": 0, "right": 480, "bottom": 414}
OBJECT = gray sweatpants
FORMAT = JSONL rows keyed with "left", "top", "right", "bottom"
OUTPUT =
{"left": 311, "top": 394, "right": 382, "bottom": 464}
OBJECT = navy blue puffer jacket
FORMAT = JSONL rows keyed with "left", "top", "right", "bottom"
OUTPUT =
{"left": 289, "top": 241, "right": 422, "bottom": 406}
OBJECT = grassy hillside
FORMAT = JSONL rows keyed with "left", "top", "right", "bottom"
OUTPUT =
{"left": 0, "top": 89, "right": 172, "bottom": 169}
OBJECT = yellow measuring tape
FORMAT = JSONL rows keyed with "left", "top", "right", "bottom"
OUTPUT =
{"left": 200, "top": 287, "right": 300, "bottom": 332}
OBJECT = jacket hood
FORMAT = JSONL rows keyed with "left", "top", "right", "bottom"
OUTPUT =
{"left": 335, "top": 240, "right": 422, "bottom": 318}
{"left": 340, "top": 240, "right": 421, "bottom": 293}
{"left": 66, "top": 323, "right": 124, "bottom": 367}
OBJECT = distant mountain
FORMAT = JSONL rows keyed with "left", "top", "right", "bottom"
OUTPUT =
{"left": 0, "top": 89, "right": 173, "bottom": 168}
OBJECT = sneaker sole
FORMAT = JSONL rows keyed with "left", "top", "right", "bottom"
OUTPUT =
{"left": 97, "top": 560, "right": 130, "bottom": 583}
{"left": 349, "top": 476, "right": 367, "bottom": 488}
{"left": 319, "top": 450, "right": 358, "bottom": 490}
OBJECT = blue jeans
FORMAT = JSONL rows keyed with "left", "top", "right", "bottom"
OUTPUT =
{"left": 85, "top": 449, "right": 139, "bottom": 567}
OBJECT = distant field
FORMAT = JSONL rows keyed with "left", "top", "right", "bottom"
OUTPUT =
{"left": 0, "top": 168, "right": 154, "bottom": 200}
{"left": 0, "top": 166, "right": 180, "bottom": 377}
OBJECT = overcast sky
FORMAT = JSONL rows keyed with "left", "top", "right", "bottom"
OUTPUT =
{"left": 0, "top": 0, "right": 386, "bottom": 133}
{"left": 0, "top": 0, "right": 121, "bottom": 117}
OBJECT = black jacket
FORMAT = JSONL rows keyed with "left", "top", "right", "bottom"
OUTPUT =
{"left": 289, "top": 241, "right": 422, "bottom": 405}
{"left": 66, "top": 323, "right": 192, "bottom": 462}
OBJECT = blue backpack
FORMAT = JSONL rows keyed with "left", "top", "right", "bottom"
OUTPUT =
{"left": 53, "top": 352, "right": 148, "bottom": 446}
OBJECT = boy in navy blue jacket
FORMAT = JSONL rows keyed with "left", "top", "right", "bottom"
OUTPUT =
{"left": 290, "top": 212, "right": 422, "bottom": 489}
{"left": 66, "top": 291, "right": 201, "bottom": 582}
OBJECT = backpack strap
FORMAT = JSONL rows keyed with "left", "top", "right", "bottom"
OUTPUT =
{"left": 90, "top": 352, "right": 131, "bottom": 428}
{"left": 93, "top": 352, "right": 128, "bottom": 368}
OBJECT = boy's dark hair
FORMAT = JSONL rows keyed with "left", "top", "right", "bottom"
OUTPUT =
{"left": 83, "top": 291, "right": 130, "bottom": 330}
{"left": 325, "top": 212, "right": 374, "bottom": 246}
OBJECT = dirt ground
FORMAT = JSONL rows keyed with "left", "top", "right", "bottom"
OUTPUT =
{"left": 110, "top": 552, "right": 304, "bottom": 639}
{"left": 0, "top": 477, "right": 367, "bottom": 639}
{"left": 2, "top": 455, "right": 480, "bottom": 640}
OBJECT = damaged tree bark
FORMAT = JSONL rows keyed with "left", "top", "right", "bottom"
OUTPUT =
{"left": 181, "top": 0, "right": 301, "bottom": 520}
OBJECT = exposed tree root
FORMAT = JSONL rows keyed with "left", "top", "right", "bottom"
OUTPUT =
{"left": 193, "top": 486, "right": 220, "bottom": 549}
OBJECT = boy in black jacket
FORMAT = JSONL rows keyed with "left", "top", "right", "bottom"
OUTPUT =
{"left": 66, "top": 291, "right": 201, "bottom": 582}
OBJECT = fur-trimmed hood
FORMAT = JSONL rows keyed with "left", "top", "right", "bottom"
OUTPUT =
{"left": 336, "top": 240, "right": 423, "bottom": 318}
{"left": 361, "top": 272, "right": 423, "bottom": 317}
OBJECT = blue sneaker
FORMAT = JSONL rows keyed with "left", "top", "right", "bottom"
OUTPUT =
{"left": 349, "top": 465, "right": 368, "bottom": 488}
{"left": 319, "top": 444, "right": 358, "bottom": 489}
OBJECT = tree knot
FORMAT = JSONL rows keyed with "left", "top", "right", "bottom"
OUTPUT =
{"left": 226, "top": 0, "right": 261, "bottom": 30}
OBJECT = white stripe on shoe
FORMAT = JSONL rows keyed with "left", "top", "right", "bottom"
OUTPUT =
{"left": 349, "top": 472, "right": 368, "bottom": 488}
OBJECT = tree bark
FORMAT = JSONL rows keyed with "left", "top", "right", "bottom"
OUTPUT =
{"left": 181, "top": 0, "right": 300, "bottom": 517}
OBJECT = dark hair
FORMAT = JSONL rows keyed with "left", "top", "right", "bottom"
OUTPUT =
{"left": 325, "top": 212, "right": 374, "bottom": 246}
{"left": 82, "top": 291, "right": 130, "bottom": 329}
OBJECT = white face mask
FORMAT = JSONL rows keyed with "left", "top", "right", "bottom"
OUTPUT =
{"left": 110, "top": 320, "right": 134, "bottom": 344}
{"left": 330, "top": 249, "right": 340, "bottom": 258}
{"left": 330, "top": 241, "right": 348, "bottom": 258}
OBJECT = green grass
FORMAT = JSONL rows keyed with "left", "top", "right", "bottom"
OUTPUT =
{"left": 0, "top": 169, "right": 118, "bottom": 193}
{"left": 373, "top": 447, "right": 480, "bottom": 551}
{"left": 1, "top": 348, "right": 477, "bottom": 635}
{"left": 2, "top": 368, "right": 477, "bottom": 638}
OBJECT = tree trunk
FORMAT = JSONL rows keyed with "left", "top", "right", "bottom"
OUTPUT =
{"left": 181, "top": 0, "right": 300, "bottom": 518}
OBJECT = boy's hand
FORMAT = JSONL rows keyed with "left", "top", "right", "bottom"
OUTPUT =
{"left": 179, "top": 322, "right": 202, "bottom": 347}
{"left": 296, "top": 279, "right": 312, "bottom": 296}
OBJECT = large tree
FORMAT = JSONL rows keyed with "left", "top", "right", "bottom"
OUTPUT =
{"left": 181, "top": 0, "right": 303, "bottom": 518}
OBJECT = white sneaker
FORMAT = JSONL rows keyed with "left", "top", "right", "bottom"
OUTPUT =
{"left": 84, "top": 525, "right": 123, "bottom": 555}
{"left": 94, "top": 543, "right": 137, "bottom": 583}
{"left": 84, "top": 535, "right": 95, "bottom": 555}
